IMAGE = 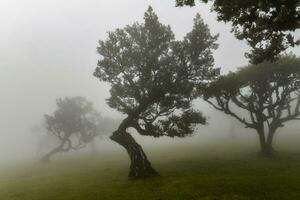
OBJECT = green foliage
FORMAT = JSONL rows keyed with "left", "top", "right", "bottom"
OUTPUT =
{"left": 94, "top": 7, "right": 219, "bottom": 137}
{"left": 205, "top": 54, "right": 300, "bottom": 101}
{"left": 176, "top": 0, "right": 208, "bottom": 6}
{"left": 204, "top": 55, "right": 300, "bottom": 154}
{"left": 176, "top": 0, "right": 300, "bottom": 64}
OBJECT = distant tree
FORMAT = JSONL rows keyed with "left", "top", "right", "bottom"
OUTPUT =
{"left": 94, "top": 7, "right": 219, "bottom": 179}
{"left": 31, "top": 123, "right": 55, "bottom": 156}
{"left": 176, "top": 0, "right": 300, "bottom": 64}
{"left": 41, "top": 96, "right": 105, "bottom": 162}
{"left": 203, "top": 55, "right": 300, "bottom": 156}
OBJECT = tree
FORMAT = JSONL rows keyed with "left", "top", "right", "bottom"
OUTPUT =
{"left": 41, "top": 96, "right": 105, "bottom": 162}
{"left": 31, "top": 123, "right": 56, "bottom": 156}
{"left": 94, "top": 7, "right": 219, "bottom": 179}
{"left": 203, "top": 55, "right": 300, "bottom": 156}
{"left": 176, "top": 0, "right": 300, "bottom": 64}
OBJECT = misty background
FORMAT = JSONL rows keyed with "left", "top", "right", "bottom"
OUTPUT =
{"left": 1, "top": 0, "right": 299, "bottom": 166}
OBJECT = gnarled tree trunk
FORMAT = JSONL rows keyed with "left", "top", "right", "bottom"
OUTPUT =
{"left": 40, "top": 139, "right": 70, "bottom": 162}
{"left": 110, "top": 130, "right": 159, "bottom": 179}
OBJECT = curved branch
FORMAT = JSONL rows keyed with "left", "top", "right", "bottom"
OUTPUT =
{"left": 205, "top": 98, "right": 255, "bottom": 129}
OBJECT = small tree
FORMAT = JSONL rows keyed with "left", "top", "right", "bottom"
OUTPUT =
{"left": 203, "top": 55, "right": 300, "bottom": 156}
{"left": 94, "top": 7, "right": 219, "bottom": 179}
{"left": 176, "top": 0, "right": 300, "bottom": 64}
{"left": 41, "top": 96, "right": 104, "bottom": 162}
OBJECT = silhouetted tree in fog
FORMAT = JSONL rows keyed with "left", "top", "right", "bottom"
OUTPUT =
{"left": 204, "top": 55, "right": 300, "bottom": 156}
{"left": 94, "top": 7, "right": 219, "bottom": 179}
{"left": 31, "top": 123, "right": 55, "bottom": 156}
{"left": 41, "top": 96, "right": 105, "bottom": 162}
{"left": 176, "top": 0, "right": 300, "bottom": 64}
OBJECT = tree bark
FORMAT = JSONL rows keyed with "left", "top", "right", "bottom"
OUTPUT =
{"left": 257, "top": 129, "right": 275, "bottom": 157}
{"left": 110, "top": 130, "right": 159, "bottom": 179}
{"left": 266, "top": 129, "right": 276, "bottom": 155}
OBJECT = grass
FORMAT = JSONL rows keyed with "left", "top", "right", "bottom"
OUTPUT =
{"left": 1, "top": 139, "right": 300, "bottom": 200}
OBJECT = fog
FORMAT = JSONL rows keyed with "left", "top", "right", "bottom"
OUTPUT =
{"left": 0, "top": 0, "right": 299, "bottom": 167}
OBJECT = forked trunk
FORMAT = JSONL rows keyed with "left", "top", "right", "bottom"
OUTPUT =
{"left": 258, "top": 129, "right": 275, "bottom": 157}
{"left": 261, "top": 143, "right": 274, "bottom": 157}
{"left": 110, "top": 130, "right": 159, "bottom": 179}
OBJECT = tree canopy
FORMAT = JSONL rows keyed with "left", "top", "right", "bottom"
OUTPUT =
{"left": 94, "top": 6, "right": 219, "bottom": 179}
{"left": 204, "top": 55, "right": 300, "bottom": 156}
{"left": 95, "top": 7, "right": 219, "bottom": 138}
{"left": 176, "top": 0, "right": 300, "bottom": 64}
{"left": 41, "top": 96, "right": 106, "bottom": 161}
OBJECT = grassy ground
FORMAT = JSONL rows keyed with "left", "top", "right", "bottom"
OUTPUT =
{"left": 1, "top": 139, "right": 300, "bottom": 200}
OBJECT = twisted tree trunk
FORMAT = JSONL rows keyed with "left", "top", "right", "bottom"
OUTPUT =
{"left": 40, "top": 139, "right": 70, "bottom": 162}
{"left": 110, "top": 117, "right": 159, "bottom": 179}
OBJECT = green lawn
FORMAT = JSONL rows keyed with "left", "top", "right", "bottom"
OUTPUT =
{"left": 1, "top": 139, "right": 300, "bottom": 200}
